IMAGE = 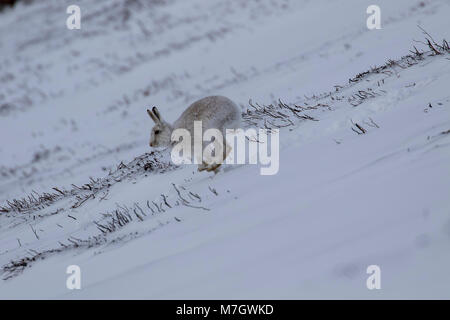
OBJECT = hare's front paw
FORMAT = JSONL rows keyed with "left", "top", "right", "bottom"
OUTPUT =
{"left": 198, "top": 162, "right": 208, "bottom": 172}
{"left": 205, "top": 163, "right": 222, "bottom": 173}
{"left": 198, "top": 161, "right": 222, "bottom": 173}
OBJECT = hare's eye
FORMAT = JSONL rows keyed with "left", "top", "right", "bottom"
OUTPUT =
{"left": 154, "top": 130, "right": 161, "bottom": 135}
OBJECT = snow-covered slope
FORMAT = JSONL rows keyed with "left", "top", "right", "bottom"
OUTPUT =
{"left": 0, "top": 0, "right": 449, "bottom": 299}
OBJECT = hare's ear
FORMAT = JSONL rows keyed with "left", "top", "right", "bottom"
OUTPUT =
{"left": 152, "top": 106, "right": 161, "bottom": 121}
{"left": 147, "top": 109, "right": 159, "bottom": 123}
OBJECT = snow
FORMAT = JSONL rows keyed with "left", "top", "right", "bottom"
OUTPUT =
{"left": 0, "top": 0, "right": 449, "bottom": 299}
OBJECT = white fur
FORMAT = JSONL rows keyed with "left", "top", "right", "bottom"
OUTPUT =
{"left": 147, "top": 96, "right": 242, "bottom": 172}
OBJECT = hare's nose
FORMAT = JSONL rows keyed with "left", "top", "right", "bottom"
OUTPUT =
{"left": 149, "top": 142, "right": 153, "bottom": 147}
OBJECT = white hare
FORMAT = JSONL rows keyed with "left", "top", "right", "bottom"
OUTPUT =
{"left": 147, "top": 95, "right": 242, "bottom": 172}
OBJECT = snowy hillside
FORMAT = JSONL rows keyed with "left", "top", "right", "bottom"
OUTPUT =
{"left": 0, "top": 0, "right": 449, "bottom": 299}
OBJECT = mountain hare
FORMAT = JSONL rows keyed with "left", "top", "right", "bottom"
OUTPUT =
{"left": 147, "top": 96, "right": 242, "bottom": 172}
